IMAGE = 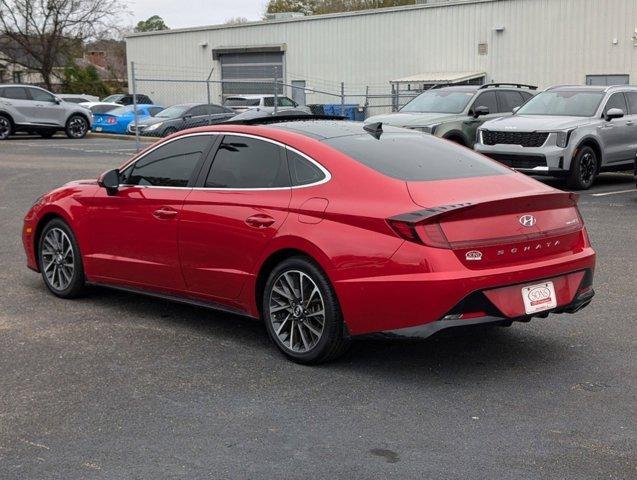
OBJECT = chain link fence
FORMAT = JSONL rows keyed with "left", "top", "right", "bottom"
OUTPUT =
{"left": 97, "top": 63, "right": 427, "bottom": 150}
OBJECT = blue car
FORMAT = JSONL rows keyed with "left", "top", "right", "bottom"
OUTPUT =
{"left": 92, "top": 104, "right": 164, "bottom": 134}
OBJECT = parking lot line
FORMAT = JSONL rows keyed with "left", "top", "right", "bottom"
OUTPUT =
{"left": 590, "top": 189, "right": 635, "bottom": 197}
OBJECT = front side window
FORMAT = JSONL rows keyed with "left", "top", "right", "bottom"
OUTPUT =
{"left": 205, "top": 135, "right": 289, "bottom": 188}
{"left": 2, "top": 86, "right": 29, "bottom": 100}
{"left": 188, "top": 106, "right": 208, "bottom": 117}
{"left": 516, "top": 90, "right": 604, "bottom": 117}
{"left": 472, "top": 91, "right": 498, "bottom": 113}
{"left": 287, "top": 150, "right": 326, "bottom": 186}
{"left": 603, "top": 93, "right": 628, "bottom": 115}
{"left": 29, "top": 88, "right": 56, "bottom": 102}
{"left": 400, "top": 90, "right": 475, "bottom": 114}
{"left": 324, "top": 133, "right": 509, "bottom": 181}
{"left": 497, "top": 91, "right": 526, "bottom": 112}
{"left": 122, "top": 135, "right": 212, "bottom": 187}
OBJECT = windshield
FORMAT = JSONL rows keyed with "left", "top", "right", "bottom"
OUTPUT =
{"left": 156, "top": 106, "right": 189, "bottom": 118}
{"left": 516, "top": 91, "right": 604, "bottom": 117}
{"left": 400, "top": 90, "right": 474, "bottom": 114}
{"left": 224, "top": 98, "right": 260, "bottom": 107}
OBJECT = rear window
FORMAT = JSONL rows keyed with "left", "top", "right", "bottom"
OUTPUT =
{"left": 323, "top": 133, "right": 509, "bottom": 181}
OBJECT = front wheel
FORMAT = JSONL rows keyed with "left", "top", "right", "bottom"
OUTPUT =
{"left": 263, "top": 257, "right": 349, "bottom": 364}
{"left": 0, "top": 115, "right": 12, "bottom": 140}
{"left": 65, "top": 115, "right": 88, "bottom": 139}
{"left": 567, "top": 146, "right": 598, "bottom": 190}
{"left": 38, "top": 219, "right": 86, "bottom": 298}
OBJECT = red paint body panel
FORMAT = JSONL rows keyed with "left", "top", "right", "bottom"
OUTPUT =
{"left": 22, "top": 123, "right": 596, "bottom": 336}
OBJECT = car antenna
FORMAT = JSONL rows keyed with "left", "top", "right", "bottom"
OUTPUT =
{"left": 363, "top": 121, "right": 383, "bottom": 139}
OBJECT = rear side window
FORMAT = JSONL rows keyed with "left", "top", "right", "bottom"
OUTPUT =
{"left": 287, "top": 150, "right": 326, "bottom": 186}
{"left": 123, "top": 135, "right": 211, "bottom": 187}
{"left": 626, "top": 92, "right": 637, "bottom": 114}
{"left": 2, "top": 87, "right": 29, "bottom": 100}
{"left": 497, "top": 91, "right": 525, "bottom": 112}
{"left": 604, "top": 93, "right": 628, "bottom": 115}
{"left": 206, "top": 135, "right": 290, "bottom": 188}
{"left": 324, "top": 133, "right": 509, "bottom": 181}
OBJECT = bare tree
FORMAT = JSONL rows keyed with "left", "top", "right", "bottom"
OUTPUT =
{"left": 0, "top": 0, "right": 127, "bottom": 89}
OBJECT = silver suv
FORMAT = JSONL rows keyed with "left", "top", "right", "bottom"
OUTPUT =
{"left": 0, "top": 84, "right": 92, "bottom": 140}
{"left": 475, "top": 85, "right": 637, "bottom": 189}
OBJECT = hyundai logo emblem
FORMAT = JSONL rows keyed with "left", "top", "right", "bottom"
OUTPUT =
{"left": 519, "top": 215, "right": 536, "bottom": 227}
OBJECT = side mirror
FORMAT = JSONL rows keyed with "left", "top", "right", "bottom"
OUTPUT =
{"left": 473, "top": 106, "right": 490, "bottom": 118}
{"left": 98, "top": 169, "right": 120, "bottom": 195}
{"left": 512, "top": 106, "right": 521, "bottom": 114}
{"left": 605, "top": 108, "right": 624, "bottom": 121}
{"left": 53, "top": 97, "right": 61, "bottom": 104}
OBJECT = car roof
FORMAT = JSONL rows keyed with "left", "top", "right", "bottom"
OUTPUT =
{"left": 255, "top": 120, "right": 415, "bottom": 140}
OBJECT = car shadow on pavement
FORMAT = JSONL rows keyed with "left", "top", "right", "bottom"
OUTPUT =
{"left": 77, "top": 284, "right": 572, "bottom": 381}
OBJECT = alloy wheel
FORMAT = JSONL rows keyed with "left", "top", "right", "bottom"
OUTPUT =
{"left": 579, "top": 152, "right": 596, "bottom": 186}
{"left": 68, "top": 116, "right": 87, "bottom": 138}
{"left": 268, "top": 270, "right": 326, "bottom": 353}
{"left": 0, "top": 117, "right": 11, "bottom": 139}
{"left": 41, "top": 228, "right": 75, "bottom": 291}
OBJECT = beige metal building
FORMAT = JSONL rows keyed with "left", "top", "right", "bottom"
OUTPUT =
{"left": 125, "top": 0, "right": 637, "bottom": 109}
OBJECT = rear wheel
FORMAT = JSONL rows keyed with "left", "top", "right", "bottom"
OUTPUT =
{"left": 263, "top": 256, "right": 349, "bottom": 364}
{"left": 65, "top": 114, "right": 88, "bottom": 139}
{"left": 567, "top": 146, "right": 597, "bottom": 190}
{"left": 0, "top": 115, "right": 12, "bottom": 140}
{"left": 38, "top": 219, "right": 86, "bottom": 298}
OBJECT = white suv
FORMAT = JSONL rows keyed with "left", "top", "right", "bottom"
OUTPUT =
{"left": 0, "top": 84, "right": 92, "bottom": 140}
{"left": 223, "top": 94, "right": 311, "bottom": 114}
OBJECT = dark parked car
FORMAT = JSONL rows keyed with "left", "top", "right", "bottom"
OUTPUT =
{"left": 129, "top": 103, "right": 236, "bottom": 137}
{"left": 102, "top": 94, "right": 154, "bottom": 105}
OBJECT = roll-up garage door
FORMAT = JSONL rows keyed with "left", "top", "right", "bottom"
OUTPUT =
{"left": 220, "top": 52, "right": 284, "bottom": 97}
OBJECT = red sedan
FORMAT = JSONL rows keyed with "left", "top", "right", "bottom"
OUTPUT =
{"left": 22, "top": 120, "right": 596, "bottom": 364}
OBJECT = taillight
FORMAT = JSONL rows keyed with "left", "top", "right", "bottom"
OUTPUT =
{"left": 107, "top": 117, "right": 116, "bottom": 124}
{"left": 387, "top": 219, "right": 451, "bottom": 248}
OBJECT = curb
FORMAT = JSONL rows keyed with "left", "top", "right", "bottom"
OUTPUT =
{"left": 87, "top": 132, "right": 157, "bottom": 143}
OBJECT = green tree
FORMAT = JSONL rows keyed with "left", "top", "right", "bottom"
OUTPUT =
{"left": 64, "top": 65, "right": 110, "bottom": 97}
{"left": 0, "top": 0, "right": 126, "bottom": 90}
{"left": 134, "top": 15, "right": 169, "bottom": 32}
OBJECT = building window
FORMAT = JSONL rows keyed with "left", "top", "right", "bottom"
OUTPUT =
{"left": 12, "top": 71, "right": 23, "bottom": 83}
{"left": 219, "top": 51, "right": 284, "bottom": 97}
{"left": 586, "top": 74, "right": 629, "bottom": 86}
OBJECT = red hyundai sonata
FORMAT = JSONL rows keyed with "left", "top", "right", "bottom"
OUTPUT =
{"left": 22, "top": 120, "right": 595, "bottom": 363}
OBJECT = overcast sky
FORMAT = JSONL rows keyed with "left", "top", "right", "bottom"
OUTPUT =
{"left": 126, "top": 0, "right": 267, "bottom": 29}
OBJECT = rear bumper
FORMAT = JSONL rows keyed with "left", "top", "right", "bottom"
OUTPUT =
{"left": 383, "top": 285, "right": 595, "bottom": 339}
{"left": 335, "top": 246, "right": 595, "bottom": 335}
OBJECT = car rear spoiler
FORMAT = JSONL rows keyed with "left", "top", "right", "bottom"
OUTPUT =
{"left": 390, "top": 192, "right": 579, "bottom": 225}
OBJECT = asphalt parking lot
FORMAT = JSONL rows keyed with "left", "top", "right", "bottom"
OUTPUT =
{"left": 0, "top": 135, "right": 635, "bottom": 479}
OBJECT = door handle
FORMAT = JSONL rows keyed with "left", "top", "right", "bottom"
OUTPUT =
{"left": 245, "top": 214, "right": 275, "bottom": 228}
{"left": 153, "top": 207, "right": 178, "bottom": 220}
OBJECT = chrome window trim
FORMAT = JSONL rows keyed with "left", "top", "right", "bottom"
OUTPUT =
{"left": 119, "top": 130, "right": 332, "bottom": 191}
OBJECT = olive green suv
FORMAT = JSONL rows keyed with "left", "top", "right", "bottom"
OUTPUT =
{"left": 365, "top": 83, "right": 536, "bottom": 147}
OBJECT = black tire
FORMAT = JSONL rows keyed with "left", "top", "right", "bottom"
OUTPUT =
{"left": 65, "top": 114, "right": 88, "bottom": 139}
{"left": 262, "top": 256, "right": 350, "bottom": 364}
{"left": 162, "top": 127, "right": 177, "bottom": 137}
{"left": 567, "top": 146, "right": 598, "bottom": 190}
{"left": 39, "top": 130, "right": 56, "bottom": 139}
{"left": 38, "top": 218, "right": 87, "bottom": 298}
{"left": 0, "top": 114, "right": 12, "bottom": 140}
